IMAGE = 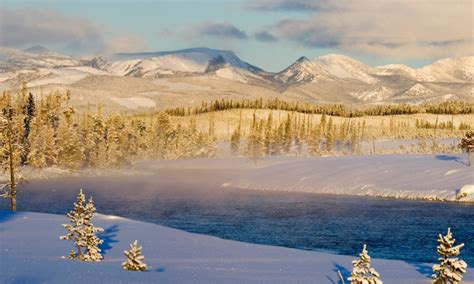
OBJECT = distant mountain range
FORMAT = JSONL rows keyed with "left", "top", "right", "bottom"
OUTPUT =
{"left": 0, "top": 46, "right": 472, "bottom": 109}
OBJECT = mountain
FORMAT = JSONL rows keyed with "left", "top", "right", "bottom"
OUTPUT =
{"left": 275, "top": 54, "right": 379, "bottom": 85}
{"left": 375, "top": 57, "right": 474, "bottom": 83}
{"left": 0, "top": 46, "right": 472, "bottom": 108}
{"left": 108, "top": 48, "right": 264, "bottom": 77}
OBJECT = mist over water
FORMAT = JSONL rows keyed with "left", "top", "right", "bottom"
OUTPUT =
{"left": 2, "top": 167, "right": 473, "bottom": 264}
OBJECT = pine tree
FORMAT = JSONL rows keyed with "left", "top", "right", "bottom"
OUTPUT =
{"left": 0, "top": 94, "right": 23, "bottom": 211}
{"left": 348, "top": 244, "right": 382, "bottom": 284}
{"left": 60, "top": 190, "right": 104, "bottom": 261}
{"left": 57, "top": 107, "right": 84, "bottom": 169}
{"left": 432, "top": 228, "right": 467, "bottom": 284}
{"left": 122, "top": 240, "right": 148, "bottom": 271}
{"left": 81, "top": 197, "right": 104, "bottom": 261}
{"left": 21, "top": 92, "right": 36, "bottom": 164}
{"left": 27, "top": 112, "right": 58, "bottom": 168}
{"left": 458, "top": 131, "right": 474, "bottom": 166}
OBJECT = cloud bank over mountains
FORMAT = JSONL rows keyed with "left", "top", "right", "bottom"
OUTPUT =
{"left": 0, "top": 1, "right": 472, "bottom": 63}
{"left": 255, "top": 0, "right": 473, "bottom": 59}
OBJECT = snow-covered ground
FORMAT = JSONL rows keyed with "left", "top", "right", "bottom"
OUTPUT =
{"left": 1, "top": 154, "right": 472, "bottom": 203}
{"left": 225, "top": 154, "right": 474, "bottom": 202}
{"left": 1, "top": 211, "right": 471, "bottom": 283}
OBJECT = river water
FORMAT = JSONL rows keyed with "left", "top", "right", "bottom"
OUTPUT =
{"left": 2, "top": 171, "right": 473, "bottom": 264}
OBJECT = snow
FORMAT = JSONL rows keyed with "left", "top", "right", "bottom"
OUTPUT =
{"left": 276, "top": 54, "right": 380, "bottom": 84}
{"left": 2, "top": 211, "right": 472, "bottom": 283}
{"left": 350, "top": 86, "right": 393, "bottom": 102}
{"left": 110, "top": 97, "right": 156, "bottom": 109}
{"left": 316, "top": 54, "right": 379, "bottom": 84}
{"left": 225, "top": 154, "right": 474, "bottom": 202}
{"left": 214, "top": 67, "right": 262, "bottom": 83}
{"left": 405, "top": 83, "right": 434, "bottom": 97}
{"left": 457, "top": 185, "right": 474, "bottom": 202}
{"left": 375, "top": 57, "right": 474, "bottom": 83}
{"left": 1, "top": 154, "right": 471, "bottom": 203}
{"left": 108, "top": 48, "right": 262, "bottom": 79}
{"left": 153, "top": 79, "right": 211, "bottom": 91}
{"left": 28, "top": 69, "right": 89, "bottom": 87}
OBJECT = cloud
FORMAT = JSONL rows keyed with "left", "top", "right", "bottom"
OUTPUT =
{"left": 247, "top": 0, "right": 324, "bottom": 11}
{"left": 0, "top": 7, "right": 147, "bottom": 55}
{"left": 254, "top": 31, "right": 278, "bottom": 42}
{"left": 197, "top": 23, "right": 248, "bottom": 40}
{"left": 163, "top": 23, "right": 248, "bottom": 41}
{"left": 104, "top": 34, "right": 149, "bottom": 54}
{"left": 261, "top": 0, "right": 473, "bottom": 59}
{"left": 0, "top": 8, "right": 102, "bottom": 50}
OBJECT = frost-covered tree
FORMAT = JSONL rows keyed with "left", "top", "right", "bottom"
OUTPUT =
{"left": 0, "top": 93, "right": 24, "bottom": 211}
{"left": 81, "top": 197, "right": 104, "bottom": 261}
{"left": 27, "top": 113, "right": 58, "bottom": 168}
{"left": 122, "top": 240, "right": 147, "bottom": 271}
{"left": 57, "top": 108, "right": 84, "bottom": 169}
{"left": 60, "top": 190, "right": 104, "bottom": 261}
{"left": 432, "top": 228, "right": 467, "bottom": 284}
{"left": 458, "top": 131, "right": 474, "bottom": 166}
{"left": 348, "top": 244, "right": 382, "bottom": 284}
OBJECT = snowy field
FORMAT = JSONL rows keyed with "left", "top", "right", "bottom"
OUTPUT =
{"left": 2, "top": 154, "right": 473, "bottom": 203}
{"left": 1, "top": 211, "right": 472, "bottom": 284}
{"left": 225, "top": 154, "right": 474, "bottom": 202}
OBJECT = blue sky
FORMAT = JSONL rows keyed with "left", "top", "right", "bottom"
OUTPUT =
{"left": 1, "top": 0, "right": 471, "bottom": 72}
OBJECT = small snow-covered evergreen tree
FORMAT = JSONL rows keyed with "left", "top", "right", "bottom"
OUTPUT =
{"left": 81, "top": 197, "right": 104, "bottom": 261}
{"left": 432, "top": 228, "right": 467, "bottom": 284}
{"left": 348, "top": 244, "right": 382, "bottom": 284}
{"left": 60, "top": 189, "right": 104, "bottom": 261}
{"left": 122, "top": 240, "right": 147, "bottom": 271}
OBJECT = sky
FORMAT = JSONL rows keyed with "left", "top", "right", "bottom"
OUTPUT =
{"left": 0, "top": 0, "right": 472, "bottom": 72}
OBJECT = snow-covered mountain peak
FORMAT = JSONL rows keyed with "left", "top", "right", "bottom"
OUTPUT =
{"left": 274, "top": 56, "right": 326, "bottom": 85}
{"left": 418, "top": 56, "right": 474, "bottom": 82}
{"left": 313, "top": 54, "right": 378, "bottom": 84}
{"left": 108, "top": 47, "right": 263, "bottom": 77}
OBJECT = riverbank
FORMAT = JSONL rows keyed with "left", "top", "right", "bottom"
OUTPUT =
{"left": 2, "top": 211, "right": 472, "bottom": 283}
{"left": 2, "top": 154, "right": 473, "bottom": 203}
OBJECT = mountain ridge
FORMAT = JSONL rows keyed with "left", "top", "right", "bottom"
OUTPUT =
{"left": 0, "top": 45, "right": 472, "bottom": 107}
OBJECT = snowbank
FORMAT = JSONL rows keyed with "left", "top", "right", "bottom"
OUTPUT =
{"left": 1, "top": 154, "right": 472, "bottom": 203}
{"left": 226, "top": 154, "right": 474, "bottom": 202}
{"left": 2, "top": 211, "right": 471, "bottom": 283}
{"left": 457, "top": 185, "right": 474, "bottom": 202}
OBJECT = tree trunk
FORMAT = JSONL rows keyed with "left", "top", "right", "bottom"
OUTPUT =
{"left": 468, "top": 147, "right": 471, "bottom": 167}
{"left": 7, "top": 117, "right": 16, "bottom": 211}
{"left": 337, "top": 270, "right": 345, "bottom": 284}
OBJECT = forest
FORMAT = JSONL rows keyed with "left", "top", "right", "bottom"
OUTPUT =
{"left": 1, "top": 85, "right": 472, "bottom": 172}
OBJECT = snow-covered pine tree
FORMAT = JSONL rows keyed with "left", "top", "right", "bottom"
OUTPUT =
{"left": 432, "top": 228, "right": 467, "bottom": 284}
{"left": 57, "top": 107, "right": 84, "bottom": 169}
{"left": 60, "top": 190, "right": 104, "bottom": 261}
{"left": 60, "top": 189, "right": 87, "bottom": 259}
{"left": 458, "top": 130, "right": 474, "bottom": 166}
{"left": 348, "top": 244, "right": 383, "bottom": 284}
{"left": 122, "top": 240, "right": 148, "bottom": 271}
{"left": 81, "top": 197, "right": 104, "bottom": 261}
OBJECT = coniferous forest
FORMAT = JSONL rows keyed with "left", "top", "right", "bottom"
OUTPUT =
{"left": 1, "top": 85, "right": 473, "bottom": 173}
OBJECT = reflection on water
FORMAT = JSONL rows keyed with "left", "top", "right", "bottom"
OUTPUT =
{"left": 3, "top": 173, "right": 473, "bottom": 264}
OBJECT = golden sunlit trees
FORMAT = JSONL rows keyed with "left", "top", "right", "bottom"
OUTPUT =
{"left": 458, "top": 131, "right": 474, "bottom": 166}
{"left": 0, "top": 92, "right": 24, "bottom": 211}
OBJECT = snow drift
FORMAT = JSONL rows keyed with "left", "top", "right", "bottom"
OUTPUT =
{"left": 225, "top": 154, "right": 474, "bottom": 202}
{"left": 2, "top": 211, "right": 472, "bottom": 283}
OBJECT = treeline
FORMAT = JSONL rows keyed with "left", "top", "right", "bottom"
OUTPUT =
{"left": 0, "top": 86, "right": 217, "bottom": 172}
{"left": 165, "top": 98, "right": 474, "bottom": 117}
{"left": 1, "top": 87, "right": 470, "bottom": 174}
{"left": 231, "top": 112, "right": 367, "bottom": 160}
